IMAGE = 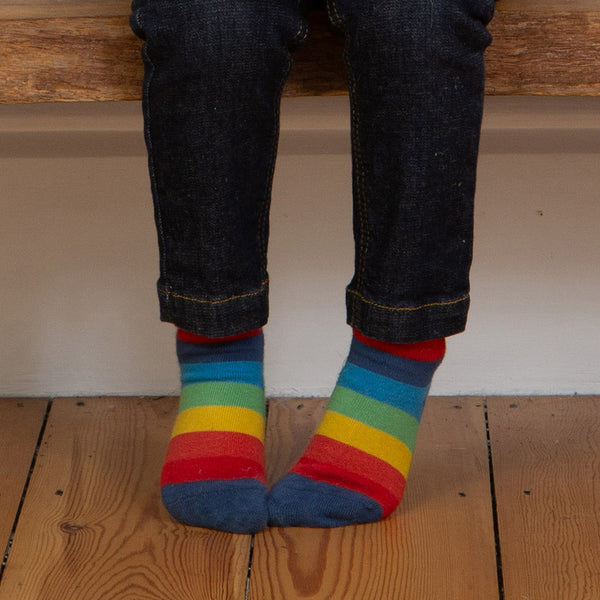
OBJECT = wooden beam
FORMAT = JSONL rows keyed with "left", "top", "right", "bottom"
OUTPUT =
{"left": 485, "top": 0, "right": 600, "bottom": 95}
{"left": 0, "top": 0, "right": 598, "bottom": 103}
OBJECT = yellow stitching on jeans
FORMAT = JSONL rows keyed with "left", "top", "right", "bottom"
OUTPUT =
{"left": 327, "top": 1, "right": 341, "bottom": 25}
{"left": 347, "top": 289, "right": 469, "bottom": 312}
{"left": 257, "top": 9, "right": 306, "bottom": 280}
{"left": 328, "top": 0, "right": 370, "bottom": 290}
{"left": 160, "top": 281, "right": 268, "bottom": 306}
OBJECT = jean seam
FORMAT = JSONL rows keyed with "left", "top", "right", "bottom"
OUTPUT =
{"left": 258, "top": 75, "right": 284, "bottom": 283}
{"left": 139, "top": 36, "right": 169, "bottom": 291}
{"left": 326, "top": 0, "right": 370, "bottom": 320}
{"left": 257, "top": 12, "right": 307, "bottom": 282}
{"left": 159, "top": 280, "right": 269, "bottom": 306}
{"left": 325, "top": 0, "right": 342, "bottom": 28}
{"left": 347, "top": 52, "right": 369, "bottom": 294}
{"left": 293, "top": 1, "right": 310, "bottom": 46}
{"left": 133, "top": 7, "right": 143, "bottom": 37}
{"left": 348, "top": 289, "right": 470, "bottom": 312}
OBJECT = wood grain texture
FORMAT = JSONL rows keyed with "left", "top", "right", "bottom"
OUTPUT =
{"left": 0, "top": 397, "right": 251, "bottom": 600}
{"left": 265, "top": 397, "right": 328, "bottom": 486}
{"left": 0, "top": 1, "right": 126, "bottom": 19}
{"left": 0, "top": 17, "right": 143, "bottom": 103}
{"left": 486, "top": 5, "right": 600, "bottom": 95}
{"left": 0, "top": 1, "right": 599, "bottom": 102}
{"left": 487, "top": 396, "right": 600, "bottom": 600}
{"left": 251, "top": 397, "right": 498, "bottom": 600}
{"left": 0, "top": 399, "right": 48, "bottom": 557}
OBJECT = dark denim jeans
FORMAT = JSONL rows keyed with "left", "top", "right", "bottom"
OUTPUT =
{"left": 130, "top": 0, "right": 495, "bottom": 342}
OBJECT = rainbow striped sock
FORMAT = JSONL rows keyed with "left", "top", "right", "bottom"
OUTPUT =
{"left": 160, "top": 328, "right": 268, "bottom": 533}
{"left": 268, "top": 330, "right": 445, "bottom": 527}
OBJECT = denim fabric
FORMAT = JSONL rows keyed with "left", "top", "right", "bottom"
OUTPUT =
{"left": 131, "top": 0, "right": 495, "bottom": 342}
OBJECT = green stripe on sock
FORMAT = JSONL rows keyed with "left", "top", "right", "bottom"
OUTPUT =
{"left": 327, "top": 386, "right": 420, "bottom": 450}
{"left": 179, "top": 381, "right": 265, "bottom": 414}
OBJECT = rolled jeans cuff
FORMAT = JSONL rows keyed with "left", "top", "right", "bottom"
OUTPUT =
{"left": 157, "top": 282, "right": 269, "bottom": 337}
{"left": 346, "top": 288, "right": 470, "bottom": 343}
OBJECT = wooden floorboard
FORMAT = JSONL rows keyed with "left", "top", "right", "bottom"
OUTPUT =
{"left": 0, "top": 399, "right": 48, "bottom": 559}
{"left": 3, "top": 395, "right": 599, "bottom": 599}
{"left": 0, "top": 397, "right": 251, "bottom": 600}
{"left": 264, "top": 397, "right": 328, "bottom": 486}
{"left": 250, "top": 397, "right": 499, "bottom": 600}
{"left": 487, "top": 396, "right": 600, "bottom": 600}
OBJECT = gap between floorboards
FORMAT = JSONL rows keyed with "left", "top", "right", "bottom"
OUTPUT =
{"left": 0, "top": 399, "right": 53, "bottom": 583}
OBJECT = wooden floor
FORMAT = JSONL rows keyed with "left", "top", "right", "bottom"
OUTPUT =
{"left": 0, "top": 396, "right": 598, "bottom": 599}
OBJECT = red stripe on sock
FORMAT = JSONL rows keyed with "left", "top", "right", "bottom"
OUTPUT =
{"left": 161, "top": 455, "right": 266, "bottom": 486}
{"left": 177, "top": 328, "right": 262, "bottom": 344}
{"left": 164, "top": 431, "right": 264, "bottom": 464}
{"left": 162, "top": 431, "right": 265, "bottom": 485}
{"left": 290, "top": 435, "right": 405, "bottom": 518}
{"left": 353, "top": 329, "right": 445, "bottom": 361}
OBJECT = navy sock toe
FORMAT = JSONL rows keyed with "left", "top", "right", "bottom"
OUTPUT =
{"left": 162, "top": 479, "right": 268, "bottom": 534}
{"left": 268, "top": 473, "right": 382, "bottom": 528}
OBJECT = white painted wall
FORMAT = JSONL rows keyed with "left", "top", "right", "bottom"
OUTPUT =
{"left": 1, "top": 97, "right": 599, "bottom": 397}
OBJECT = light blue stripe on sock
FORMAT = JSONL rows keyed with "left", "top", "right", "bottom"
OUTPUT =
{"left": 180, "top": 361, "right": 263, "bottom": 388}
{"left": 336, "top": 362, "right": 429, "bottom": 421}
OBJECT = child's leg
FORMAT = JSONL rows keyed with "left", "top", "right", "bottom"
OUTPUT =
{"left": 161, "top": 328, "right": 268, "bottom": 533}
{"left": 130, "top": 0, "right": 307, "bottom": 338}
{"left": 334, "top": 0, "right": 496, "bottom": 344}
{"left": 269, "top": 330, "right": 445, "bottom": 527}
{"left": 130, "top": 0, "right": 308, "bottom": 532}
{"left": 269, "top": 0, "right": 495, "bottom": 527}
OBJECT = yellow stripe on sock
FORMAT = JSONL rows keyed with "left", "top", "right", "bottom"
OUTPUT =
{"left": 316, "top": 411, "right": 412, "bottom": 477}
{"left": 172, "top": 405, "right": 265, "bottom": 442}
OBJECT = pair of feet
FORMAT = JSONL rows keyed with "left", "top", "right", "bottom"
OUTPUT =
{"left": 160, "top": 328, "right": 445, "bottom": 534}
